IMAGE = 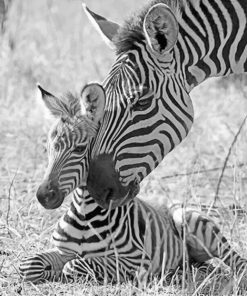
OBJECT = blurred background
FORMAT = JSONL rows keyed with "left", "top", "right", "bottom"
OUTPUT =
{"left": 0, "top": 0, "right": 247, "bottom": 286}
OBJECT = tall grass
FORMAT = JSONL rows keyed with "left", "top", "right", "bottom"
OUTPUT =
{"left": 0, "top": 0, "right": 247, "bottom": 295}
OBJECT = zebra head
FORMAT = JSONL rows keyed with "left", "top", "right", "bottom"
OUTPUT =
{"left": 82, "top": 3, "right": 194, "bottom": 209}
{"left": 36, "top": 83, "right": 105, "bottom": 209}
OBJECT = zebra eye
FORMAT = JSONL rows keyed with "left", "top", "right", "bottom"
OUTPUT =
{"left": 141, "top": 87, "right": 151, "bottom": 97}
{"left": 51, "top": 130, "right": 57, "bottom": 139}
{"left": 127, "top": 95, "right": 137, "bottom": 105}
{"left": 73, "top": 145, "right": 86, "bottom": 153}
{"left": 54, "top": 143, "right": 60, "bottom": 151}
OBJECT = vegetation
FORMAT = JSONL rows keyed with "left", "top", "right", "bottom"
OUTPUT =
{"left": 0, "top": 0, "right": 247, "bottom": 295}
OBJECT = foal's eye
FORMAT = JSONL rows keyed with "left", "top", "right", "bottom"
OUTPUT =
{"left": 73, "top": 145, "right": 85, "bottom": 153}
{"left": 54, "top": 143, "right": 60, "bottom": 151}
{"left": 51, "top": 130, "right": 57, "bottom": 138}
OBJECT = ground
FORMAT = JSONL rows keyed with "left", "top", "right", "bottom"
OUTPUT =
{"left": 0, "top": 0, "right": 247, "bottom": 295}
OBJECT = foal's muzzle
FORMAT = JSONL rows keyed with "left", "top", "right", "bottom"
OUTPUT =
{"left": 36, "top": 179, "right": 64, "bottom": 209}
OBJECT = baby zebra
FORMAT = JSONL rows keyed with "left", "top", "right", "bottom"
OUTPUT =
{"left": 19, "top": 85, "right": 247, "bottom": 288}
{"left": 20, "top": 187, "right": 247, "bottom": 288}
{"left": 20, "top": 187, "right": 247, "bottom": 287}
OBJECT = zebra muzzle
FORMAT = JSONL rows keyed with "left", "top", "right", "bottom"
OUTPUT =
{"left": 36, "top": 179, "right": 64, "bottom": 209}
{"left": 87, "top": 155, "right": 140, "bottom": 209}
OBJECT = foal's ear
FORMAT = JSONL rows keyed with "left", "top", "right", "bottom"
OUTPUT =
{"left": 37, "top": 84, "right": 66, "bottom": 118}
{"left": 143, "top": 3, "right": 179, "bottom": 55}
{"left": 82, "top": 3, "right": 121, "bottom": 49}
{"left": 80, "top": 83, "right": 105, "bottom": 124}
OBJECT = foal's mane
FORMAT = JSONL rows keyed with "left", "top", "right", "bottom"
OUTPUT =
{"left": 59, "top": 92, "right": 81, "bottom": 119}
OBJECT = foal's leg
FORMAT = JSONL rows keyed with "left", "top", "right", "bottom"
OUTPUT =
{"left": 62, "top": 255, "right": 152, "bottom": 286}
{"left": 19, "top": 248, "right": 76, "bottom": 283}
{"left": 171, "top": 206, "right": 247, "bottom": 277}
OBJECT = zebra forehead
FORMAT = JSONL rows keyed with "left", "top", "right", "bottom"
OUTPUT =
{"left": 113, "top": 0, "right": 187, "bottom": 54}
{"left": 50, "top": 92, "right": 91, "bottom": 136}
{"left": 50, "top": 117, "right": 87, "bottom": 141}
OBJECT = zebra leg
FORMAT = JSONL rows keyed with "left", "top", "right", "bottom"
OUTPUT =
{"left": 62, "top": 257, "right": 100, "bottom": 283}
{"left": 19, "top": 248, "right": 76, "bottom": 283}
{"left": 171, "top": 207, "right": 247, "bottom": 281}
{"left": 187, "top": 213, "right": 247, "bottom": 273}
{"left": 62, "top": 256, "right": 138, "bottom": 284}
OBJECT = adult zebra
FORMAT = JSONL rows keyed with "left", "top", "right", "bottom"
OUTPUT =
{"left": 20, "top": 88, "right": 247, "bottom": 289}
{"left": 72, "top": 0, "right": 247, "bottom": 210}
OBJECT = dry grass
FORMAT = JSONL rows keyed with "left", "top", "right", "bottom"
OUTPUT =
{"left": 0, "top": 0, "right": 247, "bottom": 295}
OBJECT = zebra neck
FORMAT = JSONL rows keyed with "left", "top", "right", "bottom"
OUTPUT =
{"left": 179, "top": 0, "right": 247, "bottom": 92}
{"left": 72, "top": 187, "right": 136, "bottom": 221}
{"left": 72, "top": 187, "right": 103, "bottom": 218}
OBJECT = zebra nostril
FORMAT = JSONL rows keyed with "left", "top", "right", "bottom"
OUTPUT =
{"left": 44, "top": 190, "right": 55, "bottom": 204}
{"left": 48, "top": 189, "right": 55, "bottom": 197}
{"left": 47, "top": 180, "right": 54, "bottom": 191}
{"left": 134, "top": 179, "right": 139, "bottom": 186}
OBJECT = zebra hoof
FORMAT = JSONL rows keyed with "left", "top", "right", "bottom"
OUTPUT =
{"left": 62, "top": 259, "right": 82, "bottom": 282}
{"left": 62, "top": 259, "right": 97, "bottom": 283}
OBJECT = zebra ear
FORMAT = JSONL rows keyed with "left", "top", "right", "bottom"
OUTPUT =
{"left": 82, "top": 3, "right": 120, "bottom": 49}
{"left": 143, "top": 4, "right": 179, "bottom": 55}
{"left": 37, "top": 84, "right": 66, "bottom": 118}
{"left": 80, "top": 83, "right": 105, "bottom": 124}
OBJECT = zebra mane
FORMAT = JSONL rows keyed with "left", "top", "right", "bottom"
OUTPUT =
{"left": 59, "top": 92, "right": 81, "bottom": 119}
{"left": 113, "top": 0, "right": 186, "bottom": 54}
{"left": 58, "top": 92, "right": 99, "bottom": 136}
